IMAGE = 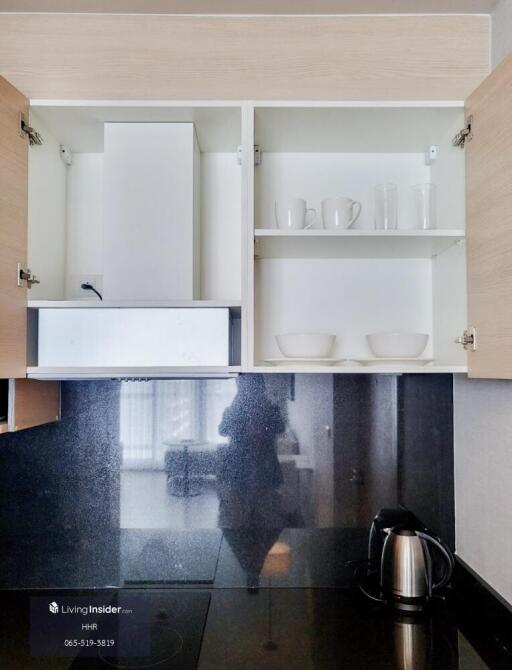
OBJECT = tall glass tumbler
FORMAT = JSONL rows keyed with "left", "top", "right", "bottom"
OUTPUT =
{"left": 412, "top": 183, "right": 437, "bottom": 230}
{"left": 374, "top": 184, "right": 398, "bottom": 230}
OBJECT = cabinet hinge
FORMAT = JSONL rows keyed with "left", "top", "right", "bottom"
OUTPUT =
{"left": 17, "top": 263, "right": 40, "bottom": 289}
{"left": 452, "top": 116, "right": 472, "bottom": 149}
{"left": 455, "top": 327, "right": 477, "bottom": 351}
{"left": 237, "top": 144, "right": 261, "bottom": 166}
{"left": 19, "top": 113, "right": 43, "bottom": 146}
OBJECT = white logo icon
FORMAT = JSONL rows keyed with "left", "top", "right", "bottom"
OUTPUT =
{"left": 49, "top": 602, "right": 59, "bottom": 614}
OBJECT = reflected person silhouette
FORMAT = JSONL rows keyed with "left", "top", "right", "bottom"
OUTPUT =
{"left": 217, "top": 375, "right": 285, "bottom": 528}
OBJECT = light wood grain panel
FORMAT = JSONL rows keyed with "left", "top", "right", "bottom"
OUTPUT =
{"left": 0, "top": 0, "right": 499, "bottom": 13}
{"left": 465, "top": 52, "right": 512, "bottom": 379}
{"left": 0, "top": 14, "right": 489, "bottom": 100}
{"left": 8, "top": 379, "right": 60, "bottom": 431}
{"left": 0, "top": 76, "right": 28, "bottom": 378}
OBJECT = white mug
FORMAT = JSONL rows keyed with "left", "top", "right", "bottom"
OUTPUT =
{"left": 275, "top": 197, "right": 316, "bottom": 230}
{"left": 322, "top": 197, "right": 362, "bottom": 230}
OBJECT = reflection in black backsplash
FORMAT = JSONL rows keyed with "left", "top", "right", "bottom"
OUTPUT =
{"left": 0, "top": 374, "right": 453, "bottom": 589}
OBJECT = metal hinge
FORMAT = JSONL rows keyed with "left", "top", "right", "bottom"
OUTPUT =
{"left": 19, "top": 113, "right": 43, "bottom": 146}
{"left": 452, "top": 115, "right": 473, "bottom": 148}
{"left": 455, "top": 326, "right": 477, "bottom": 351}
{"left": 237, "top": 144, "right": 261, "bottom": 166}
{"left": 17, "top": 263, "right": 40, "bottom": 289}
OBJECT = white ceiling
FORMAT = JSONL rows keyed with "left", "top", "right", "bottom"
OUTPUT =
{"left": 0, "top": 0, "right": 499, "bottom": 14}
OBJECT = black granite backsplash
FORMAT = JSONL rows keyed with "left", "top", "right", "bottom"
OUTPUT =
{"left": 0, "top": 374, "right": 454, "bottom": 589}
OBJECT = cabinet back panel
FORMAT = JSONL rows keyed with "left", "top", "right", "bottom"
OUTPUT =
{"left": 255, "top": 107, "right": 465, "bottom": 153}
{"left": 432, "top": 242, "right": 467, "bottom": 366}
{"left": 256, "top": 152, "right": 431, "bottom": 231}
{"left": 27, "top": 112, "right": 67, "bottom": 301}
{"left": 200, "top": 153, "right": 241, "bottom": 301}
{"left": 65, "top": 153, "right": 104, "bottom": 298}
{"left": 255, "top": 257, "right": 433, "bottom": 361}
{"left": 0, "top": 15, "right": 489, "bottom": 100}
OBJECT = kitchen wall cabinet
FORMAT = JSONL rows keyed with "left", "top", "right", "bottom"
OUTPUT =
{"left": 21, "top": 100, "right": 243, "bottom": 378}
{"left": 27, "top": 103, "right": 242, "bottom": 305}
{"left": 1, "top": 53, "right": 511, "bottom": 378}
{"left": 249, "top": 104, "right": 468, "bottom": 374}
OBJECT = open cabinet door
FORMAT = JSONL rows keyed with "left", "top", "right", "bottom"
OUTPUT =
{"left": 8, "top": 379, "right": 61, "bottom": 432}
{"left": 0, "top": 75, "right": 29, "bottom": 378}
{"left": 465, "top": 53, "right": 512, "bottom": 379}
{"left": 0, "top": 76, "right": 60, "bottom": 430}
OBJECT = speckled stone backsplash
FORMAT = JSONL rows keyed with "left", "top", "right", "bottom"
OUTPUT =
{"left": 0, "top": 374, "right": 453, "bottom": 588}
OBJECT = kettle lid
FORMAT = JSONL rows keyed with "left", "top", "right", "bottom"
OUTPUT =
{"left": 390, "top": 525, "right": 417, "bottom": 537}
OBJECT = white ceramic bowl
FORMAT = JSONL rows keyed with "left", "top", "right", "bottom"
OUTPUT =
{"left": 276, "top": 332, "right": 336, "bottom": 359}
{"left": 366, "top": 332, "right": 429, "bottom": 358}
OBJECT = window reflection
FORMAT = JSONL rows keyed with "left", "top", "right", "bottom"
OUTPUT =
{"left": 120, "top": 379, "right": 237, "bottom": 469}
{"left": 119, "top": 374, "right": 397, "bottom": 535}
{"left": 120, "top": 375, "right": 324, "bottom": 531}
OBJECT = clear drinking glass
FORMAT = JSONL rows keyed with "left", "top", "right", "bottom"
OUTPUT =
{"left": 374, "top": 183, "right": 398, "bottom": 230}
{"left": 412, "top": 183, "right": 437, "bottom": 230}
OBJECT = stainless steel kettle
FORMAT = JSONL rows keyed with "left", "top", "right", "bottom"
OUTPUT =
{"left": 380, "top": 526, "right": 454, "bottom": 612}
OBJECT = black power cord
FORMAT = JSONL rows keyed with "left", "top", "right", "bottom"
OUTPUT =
{"left": 81, "top": 282, "right": 103, "bottom": 301}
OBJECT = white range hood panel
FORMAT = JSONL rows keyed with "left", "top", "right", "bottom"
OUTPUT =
{"left": 37, "top": 308, "right": 230, "bottom": 368}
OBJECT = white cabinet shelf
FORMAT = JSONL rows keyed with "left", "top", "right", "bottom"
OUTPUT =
{"left": 254, "top": 229, "right": 465, "bottom": 259}
{"left": 27, "top": 366, "right": 241, "bottom": 380}
{"left": 252, "top": 364, "right": 468, "bottom": 374}
{"left": 28, "top": 299, "right": 242, "bottom": 313}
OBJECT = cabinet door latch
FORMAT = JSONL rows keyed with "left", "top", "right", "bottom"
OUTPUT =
{"left": 17, "top": 263, "right": 40, "bottom": 289}
{"left": 452, "top": 116, "right": 473, "bottom": 148}
{"left": 455, "top": 327, "right": 477, "bottom": 351}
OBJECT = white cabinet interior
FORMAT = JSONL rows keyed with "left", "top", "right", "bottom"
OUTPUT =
{"left": 249, "top": 105, "right": 468, "bottom": 373}
{"left": 27, "top": 104, "right": 242, "bottom": 303}
{"left": 23, "top": 100, "right": 469, "bottom": 375}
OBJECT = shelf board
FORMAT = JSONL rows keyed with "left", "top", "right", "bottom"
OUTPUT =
{"left": 0, "top": 422, "right": 8, "bottom": 434}
{"left": 252, "top": 364, "right": 467, "bottom": 374}
{"left": 27, "top": 366, "right": 241, "bottom": 380}
{"left": 28, "top": 299, "right": 241, "bottom": 309}
{"left": 254, "top": 229, "right": 465, "bottom": 259}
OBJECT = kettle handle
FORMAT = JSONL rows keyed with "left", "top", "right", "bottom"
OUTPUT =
{"left": 416, "top": 531, "right": 454, "bottom": 591}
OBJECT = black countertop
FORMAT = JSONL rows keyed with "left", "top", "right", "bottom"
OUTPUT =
{"left": 1, "top": 584, "right": 511, "bottom": 669}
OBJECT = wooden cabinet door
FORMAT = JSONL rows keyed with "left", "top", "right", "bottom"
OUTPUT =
{"left": 8, "top": 379, "right": 60, "bottom": 432}
{"left": 0, "top": 76, "right": 29, "bottom": 378}
{"left": 465, "top": 53, "right": 512, "bottom": 379}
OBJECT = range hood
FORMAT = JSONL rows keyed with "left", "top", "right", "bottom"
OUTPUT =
{"left": 27, "top": 302, "right": 241, "bottom": 380}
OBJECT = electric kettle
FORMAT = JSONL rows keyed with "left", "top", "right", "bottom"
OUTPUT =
{"left": 380, "top": 526, "right": 454, "bottom": 612}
